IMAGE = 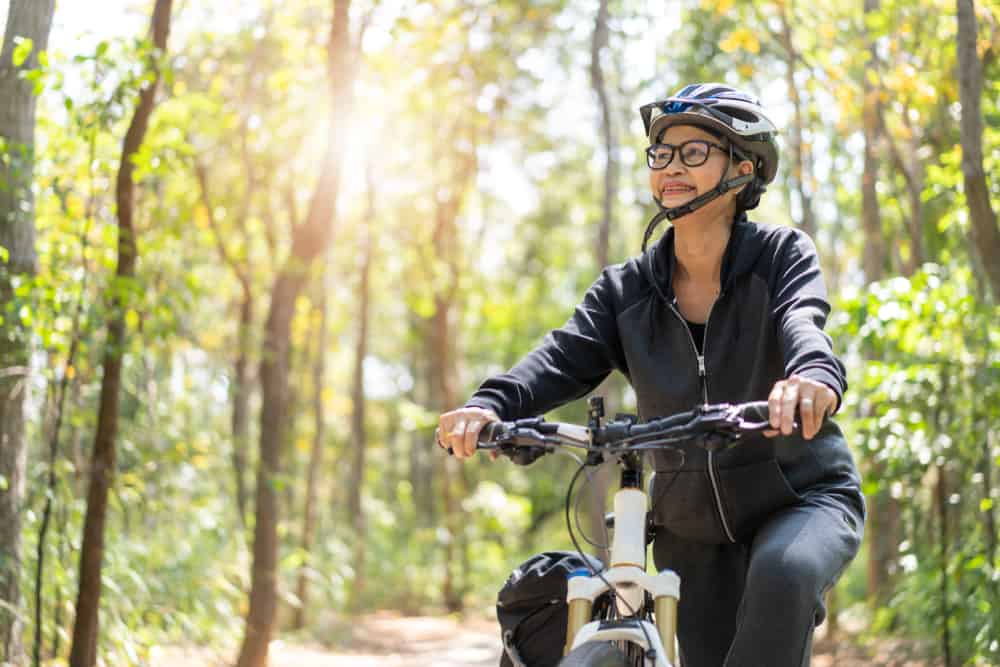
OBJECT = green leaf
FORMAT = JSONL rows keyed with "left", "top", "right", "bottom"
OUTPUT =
{"left": 96, "top": 41, "right": 109, "bottom": 58}
{"left": 981, "top": 498, "right": 994, "bottom": 512}
{"left": 12, "top": 37, "right": 34, "bottom": 68}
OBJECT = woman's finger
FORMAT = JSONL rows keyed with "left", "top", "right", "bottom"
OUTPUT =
{"left": 799, "top": 391, "right": 818, "bottom": 440}
{"left": 463, "top": 419, "right": 483, "bottom": 458}
{"left": 768, "top": 382, "right": 785, "bottom": 430}
{"left": 449, "top": 418, "right": 468, "bottom": 458}
{"left": 779, "top": 380, "right": 798, "bottom": 434}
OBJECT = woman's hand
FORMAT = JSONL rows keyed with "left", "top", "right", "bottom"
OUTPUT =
{"left": 436, "top": 407, "right": 501, "bottom": 460}
{"left": 765, "top": 374, "right": 837, "bottom": 440}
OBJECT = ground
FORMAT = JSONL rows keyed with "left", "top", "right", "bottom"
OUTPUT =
{"left": 158, "top": 612, "right": 939, "bottom": 666}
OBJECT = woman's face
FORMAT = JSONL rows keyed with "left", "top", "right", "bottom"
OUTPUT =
{"left": 647, "top": 124, "right": 753, "bottom": 217}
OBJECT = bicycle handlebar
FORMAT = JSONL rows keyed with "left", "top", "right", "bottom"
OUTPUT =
{"left": 446, "top": 401, "right": 789, "bottom": 464}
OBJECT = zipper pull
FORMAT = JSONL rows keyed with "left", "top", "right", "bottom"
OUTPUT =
{"left": 697, "top": 355, "right": 706, "bottom": 377}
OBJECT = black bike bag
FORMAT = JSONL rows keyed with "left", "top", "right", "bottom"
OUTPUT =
{"left": 497, "top": 551, "right": 604, "bottom": 667}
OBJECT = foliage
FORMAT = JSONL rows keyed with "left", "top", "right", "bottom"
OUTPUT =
{"left": 832, "top": 265, "right": 1000, "bottom": 663}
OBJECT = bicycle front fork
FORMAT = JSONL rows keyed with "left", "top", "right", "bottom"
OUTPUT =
{"left": 564, "top": 568, "right": 679, "bottom": 664}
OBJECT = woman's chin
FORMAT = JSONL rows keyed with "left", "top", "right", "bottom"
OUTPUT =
{"left": 659, "top": 192, "right": 697, "bottom": 206}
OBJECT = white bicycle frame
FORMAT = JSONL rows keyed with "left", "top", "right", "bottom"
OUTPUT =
{"left": 563, "top": 484, "right": 680, "bottom": 666}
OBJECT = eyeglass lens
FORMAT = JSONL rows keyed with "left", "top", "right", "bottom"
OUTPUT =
{"left": 646, "top": 140, "right": 713, "bottom": 169}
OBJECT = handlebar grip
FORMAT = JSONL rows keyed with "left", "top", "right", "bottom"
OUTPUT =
{"left": 436, "top": 421, "right": 506, "bottom": 456}
{"left": 739, "top": 401, "right": 770, "bottom": 423}
{"left": 739, "top": 401, "right": 805, "bottom": 432}
{"left": 477, "top": 421, "right": 503, "bottom": 444}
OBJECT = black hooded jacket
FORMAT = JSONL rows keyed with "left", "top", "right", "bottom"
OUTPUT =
{"left": 465, "top": 215, "right": 863, "bottom": 545}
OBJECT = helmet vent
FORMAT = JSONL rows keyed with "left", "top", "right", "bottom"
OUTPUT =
{"left": 715, "top": 105, "right": 757, "bottom": 123}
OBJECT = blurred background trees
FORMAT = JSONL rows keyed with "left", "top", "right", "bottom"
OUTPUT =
{"left": 0, "top": 0, "right": 997, "bottom": 665}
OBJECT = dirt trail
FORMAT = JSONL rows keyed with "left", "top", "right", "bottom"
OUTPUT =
{"left": 158, "top": 613, "right": 937, "bottom": 666}
{"left": 158, "top": 613, "right": 502, "bottom": 666}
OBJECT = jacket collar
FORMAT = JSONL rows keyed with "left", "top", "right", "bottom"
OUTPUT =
{"left": 642, "top": 212, "right": 761, "bottom": 301}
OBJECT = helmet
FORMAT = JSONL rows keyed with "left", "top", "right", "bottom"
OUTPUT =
{"left": 639, "top": 83, "right": 779, "bottom": 186}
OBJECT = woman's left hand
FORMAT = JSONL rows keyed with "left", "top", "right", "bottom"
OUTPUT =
{"left": 765, "top": 374, "right": 837, "bottom": 440}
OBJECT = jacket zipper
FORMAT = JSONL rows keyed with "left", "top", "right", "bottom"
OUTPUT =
{"left": 667, "top": 298, "right": 737, "bottom": 544}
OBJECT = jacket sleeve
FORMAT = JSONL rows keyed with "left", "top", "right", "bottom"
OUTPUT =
{"left": 464, "top": 267, "right": 627, "bottom": 420}
{"left": 770, "top": 230, "right": 848, "bottom": 411}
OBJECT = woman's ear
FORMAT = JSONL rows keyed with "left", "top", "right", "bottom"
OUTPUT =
{"left": 731, "top": 159, "right": 755, "bottom": 195}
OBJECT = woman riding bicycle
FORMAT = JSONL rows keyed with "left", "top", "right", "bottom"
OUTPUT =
{"left": 437, "top": 83, "right": 865, "bottom": 667}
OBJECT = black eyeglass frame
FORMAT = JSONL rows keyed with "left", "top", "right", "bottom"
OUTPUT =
{"left": 644, "top": 140, "right": 732, "bottom": 170}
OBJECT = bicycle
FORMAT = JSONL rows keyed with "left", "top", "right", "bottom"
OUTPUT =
{"left": 451, "top": 396, "right": 784, "bottom": 667}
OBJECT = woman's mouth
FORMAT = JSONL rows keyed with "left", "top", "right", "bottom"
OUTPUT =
{"left": 661, "top": 184, "right": 695, "bottom": 197}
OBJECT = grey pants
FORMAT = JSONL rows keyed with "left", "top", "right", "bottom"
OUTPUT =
{"left": 652, "top": 492, "right": 864, "bottom": 667}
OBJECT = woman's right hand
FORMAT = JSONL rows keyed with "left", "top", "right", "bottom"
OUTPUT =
{"left": 436, "top": 407, "right": 500, "bottom": 460}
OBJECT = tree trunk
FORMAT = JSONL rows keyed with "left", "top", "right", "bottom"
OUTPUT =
{"left": 68, "top": 2, "right": 172, "bottom": 665}
{"left": 861, "top": 0, "right": 896, "bottom": 610}
{"left": 876, "top": 99, "right": 926, "bottom": 275}
{"left": 956, "top": 0, "right": 1000, "bottom": 301}
{"left": 778, "top": 2, "right": 818, "bottom": 240}
{"left": 292, "top": 287, "right": 327, "bottom": 630}
{"left": 347, "top": 184, "right": 373, "bottom": 611}
{"left": 235, "top": 2, "right": 355, "bottom": 665}
{"left": 979, "top": 412, "right": 998, "bottom": 608}
{"left": 34, "top": 283, "right": 85, "bottom": 667}
{"left": 425, "top": 117, "right": 477, "bottom": 612}
{"left": 586, "top": 0, "right": 617, "bottom": 566}
{"left": 590, "top": 0, "right": 615, "bottom": 270}
{"left": 935, "top": 464, "right": 953, "bottom": 667}
{"left": 233, "top": 294, "right": 253, "bottom": 530}
{"left": 861, "top": 0, "right": 886, "bottom": 284}
{"left": 407, "top": 341, "right": 435, "bottom": 525}
{"left": 0, "top": 1, "right": 55, "bottom": 661}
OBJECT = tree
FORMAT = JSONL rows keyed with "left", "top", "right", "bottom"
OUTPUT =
{"left": 956, "top": 0, "right": 1000, "bottom": 301}
{"left": 235, "top": 1, "right": 358, "bottom": 663}
{"left": 68, "top": 1, "right": 173, "bottom": 665}
{"left": 0, "top": 0, "right": 56, "bottom": 662}
{"left": 346, "top": 170, "right": 374, "bottom": 611}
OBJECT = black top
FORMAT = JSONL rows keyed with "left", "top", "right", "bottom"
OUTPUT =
{"left": 684, "top": 319, "right": 706, "bottom": 354}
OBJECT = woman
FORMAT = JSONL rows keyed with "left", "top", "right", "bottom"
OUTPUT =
{"left": 437, "top": 83, "right": 864, "bottom": 667}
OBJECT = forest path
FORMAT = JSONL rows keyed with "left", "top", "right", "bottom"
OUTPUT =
{"left": 160, "top": 612, "right": 937, "bottom": 666}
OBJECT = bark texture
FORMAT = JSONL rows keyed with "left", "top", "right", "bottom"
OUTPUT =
{"left": 861, "top": 0, "right": 886, "bottom": 283}
{"left": 427, "top": 124, "right": 476, "bottom": 612}
{"left": 0, "top": 1, "right": 54, "bottom": 663}
{"left": 587, "top": 0, "right": 617, "bottom": 566}
{"left": 236, "top": 2, "right": 355, "bottom": 664}
{"left": 777, "top": 2, "right": 817, "bottom": 240}
{"left": 957, "top": 0, "right": 1000, "bottom": 301}
{"left": 292, "top": 288, "right": 327, "bottom": 629}
{"left": 347, "top": 202, "right": 372, "bottom": 611}
{"left": 68, "top": 2, "right": 172, "bottom": 666}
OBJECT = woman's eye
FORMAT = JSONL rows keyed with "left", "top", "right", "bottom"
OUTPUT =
{"left": 682, "top": 145, "right": 707, "bottom": 162}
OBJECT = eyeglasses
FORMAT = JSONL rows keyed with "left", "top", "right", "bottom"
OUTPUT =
{"left": 645, "top": 140, "right": 729, "bottom": 170}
